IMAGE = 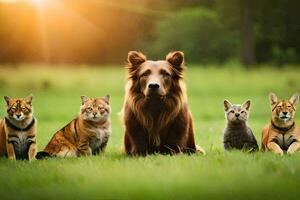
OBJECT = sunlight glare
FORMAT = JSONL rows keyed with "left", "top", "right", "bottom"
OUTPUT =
{"left": 0, "top": 0, "right": 19, "bottom": 3}
{"left": 27, "top": 0, "right": 51, "bottom": 8}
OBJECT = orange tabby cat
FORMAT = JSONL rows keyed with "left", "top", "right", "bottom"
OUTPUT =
{"left": 36, "top": 95, "right": 111, "bottom": 159}
{"left": 0, "top": 95, "right": 37, "bottom": 160}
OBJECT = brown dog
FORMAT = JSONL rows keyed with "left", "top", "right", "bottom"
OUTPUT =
{"left": 262, "top": 93, "right": 300, "bottom": 155}
{"left": 122, "top": 51, "right": 204, "bottom": 156}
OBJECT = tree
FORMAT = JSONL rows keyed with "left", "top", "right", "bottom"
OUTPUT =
{"left": 240, "top": 0, "right": 255, "bottom": 66}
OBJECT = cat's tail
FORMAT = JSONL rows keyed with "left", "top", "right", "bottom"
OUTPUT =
{"left": 36, "top": 151, "right": 51, "bottom": 159}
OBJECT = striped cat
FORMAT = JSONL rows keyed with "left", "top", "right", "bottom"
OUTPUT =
{"left": 0, "top": 95, "right": 37, "bottom": 160}
{"left": 36, "top": 95, "right": 111, "bottom": 159}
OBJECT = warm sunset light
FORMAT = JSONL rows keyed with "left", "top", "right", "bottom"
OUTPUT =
{"left": 26, "top": 0, "right": 51, "bottom": 8}
{"left": 0, "top": 0, "right": 18, "bottom": 3}
{"left": 0, "top": 0, "right": 52, "bottom": 7}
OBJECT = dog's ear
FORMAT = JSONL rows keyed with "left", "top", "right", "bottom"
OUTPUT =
{"left": 224, "top": 100, "right": 232, "bottom": 112}
{"left": 81, "top": 95, "right": 89, "bottom": 105}
{"left": 242, "top": 100, "right": 251, "bottom": 111}
{"left": 269, "top": 93, "right": 278, "bottom": 108}
{"left": 289, "top": 93, "right": 299, "bottom": 108}
{"left": 166, "top": 51, "right": 184, "bottom": 72}
{"left": 127, "top": 51, "right": 147, "bottom": 71}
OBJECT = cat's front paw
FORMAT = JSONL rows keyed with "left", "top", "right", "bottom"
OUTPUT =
{"left": 8, "top": 156, "right": 16, "bottom": 160}
{"left": 287, "top": 148, "right": 296, "bottom": 155}
{"left": 274, "top": 149, "right": 284, "bottom": 156}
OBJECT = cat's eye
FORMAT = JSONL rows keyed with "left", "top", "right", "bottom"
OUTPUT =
{"left": 87, "top": 107, "right": 92, "bottom": 111}
{"left": 230, "top": 110, "right": 234, "bottom": 113}
{"left": 287, "top": 105, "right": 292, "bottom": 108}
{"left": 241, "top": 111, "right": 245, "bottom": 114}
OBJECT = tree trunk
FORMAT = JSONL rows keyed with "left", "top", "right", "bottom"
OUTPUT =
{"left": 240, "top": 0, "right": 256, "bottom": 66}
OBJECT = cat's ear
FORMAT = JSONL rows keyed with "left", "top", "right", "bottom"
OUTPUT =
{"left": 289, "top": 93, "right": 299, "bottom": 108}
{"left": 269, "top": 93, "right": 278, "bottom": 108}
{"left": 4, "top": 96, "right": 11, "bottom": 106}
{"left": 24, "top": 94, "right": 33, "bottom": 105}
{"left": 81, "top": 95, "right": 89, "bottom": 105}
{"left": 242, "top": 100, "right": 251, "bottom": 111}
{"left": 224, "top": 100, "right": 232, "bottom": 111}
{"left": 103, "top": 95, "right": 110, "bottom": 104}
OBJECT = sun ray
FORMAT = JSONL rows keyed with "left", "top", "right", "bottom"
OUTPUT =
{"left": 0, "top": 0, "right": 19, "bottom": 3}
{"left": 26, "top": 0, "right": 51, "bottom": 8}
{"left": 1, "top": 0, "right": 104, "bottom": 63}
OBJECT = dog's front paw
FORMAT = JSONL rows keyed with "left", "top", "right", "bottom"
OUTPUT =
{"left": 196, "top": 145, "right": 206, "bottom": 155}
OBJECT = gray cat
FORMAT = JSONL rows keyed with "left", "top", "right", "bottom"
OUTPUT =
{"left": 223, "top": 100, "right": 258, "bottom": 152}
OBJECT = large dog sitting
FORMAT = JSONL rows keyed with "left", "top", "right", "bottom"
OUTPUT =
{"left": 262, "top": 93, "right": 300, "bottom": 155}
{"left": 122, "top": 51, "right": 204, "bottom": 156}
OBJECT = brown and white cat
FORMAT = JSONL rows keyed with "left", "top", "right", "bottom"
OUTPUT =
{"left": 36, "top": 95, "right": 111, "bottom": 159}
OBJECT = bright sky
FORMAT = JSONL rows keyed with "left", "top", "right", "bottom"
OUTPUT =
{"left": 0, "top": 0, "right": 51, "bottom": 7}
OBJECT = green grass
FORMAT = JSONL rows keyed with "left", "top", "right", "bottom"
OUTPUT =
{"left": 1, "top": 65, "right": 300, "bottom": 200}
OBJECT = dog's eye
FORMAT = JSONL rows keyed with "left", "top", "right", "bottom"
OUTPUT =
{"left": 230, "top": 110, "right": 234, "bottom": 113}
{"left": 287, "top": 105, "right": 292, "bottom": 108}
{"left": 241, "top": 111, "right": 245, "bottom": 114}
{"left": 140, "top": 70, "right": 150, "bottom": 77}
{"left": 162, "top": 72, "right": 170, "bottom": 77}
{"left": 141, "top": 73, "right": 148, "bottom": 77}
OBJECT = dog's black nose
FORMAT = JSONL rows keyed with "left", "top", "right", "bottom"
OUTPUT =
{"left": 16, "top": 114, "right": 21, "bottom": 118}
{"left": 282, "top": 112, "right": 288, "bottom": 115}
{"left": 235, "top": 113, "right": 240, "bottom": 117}
{"left": 148, "top": 83, "right": 160, "bottom": 89}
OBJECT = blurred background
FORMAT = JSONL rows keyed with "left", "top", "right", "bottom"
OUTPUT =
{"left": 0, "top": 0, "right": 300, "bottom": 66}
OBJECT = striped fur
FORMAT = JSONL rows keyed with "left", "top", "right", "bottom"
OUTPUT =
{"left": 0, "top": 95, "right": 37, "bottom": 160}
{"left": 36, "top": 95, "right": 111, "bottom": 159}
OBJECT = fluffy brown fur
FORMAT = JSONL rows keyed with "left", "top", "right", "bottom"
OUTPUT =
{"left": 0, "top": 95, "right": 37, "bottom": 160}
{"left": 122, "top": 51, "right": 205, "bottom": 156}
{"left": 36, "top": 95, "right": 111, "bottom": 159}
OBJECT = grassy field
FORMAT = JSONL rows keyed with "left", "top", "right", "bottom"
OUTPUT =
{"left": 1, "top": 65, "right": 300, "bottom": 200}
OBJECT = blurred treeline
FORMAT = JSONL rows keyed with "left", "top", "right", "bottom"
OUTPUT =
{"left": 0, "top": 0, "right": 299, "bottom": 66}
